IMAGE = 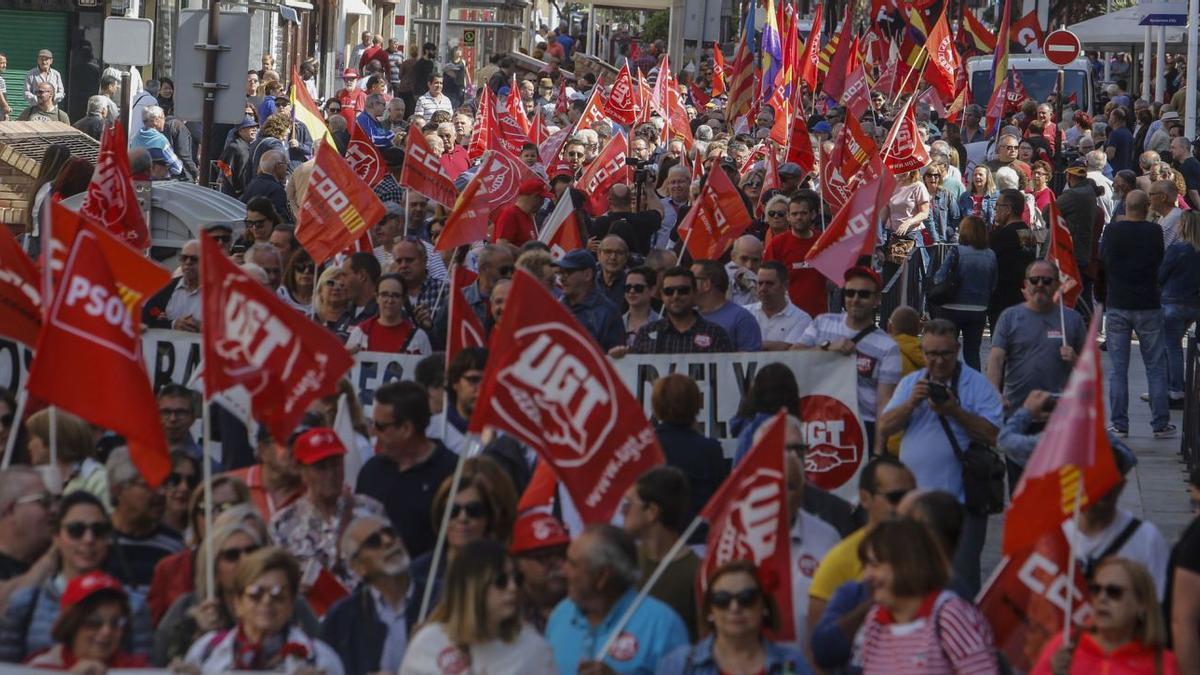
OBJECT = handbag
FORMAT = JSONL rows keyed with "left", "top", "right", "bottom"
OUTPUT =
{"left": 934, "top": 369, "right": 1006, "bottom": 516}
{"left": 885, "top": 234, "right": 917, "bottom": 264}
{"left": 926, "top": 246, "right": 962, "bottom": 306}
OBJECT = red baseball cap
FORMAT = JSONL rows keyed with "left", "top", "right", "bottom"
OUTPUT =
{"left": 517, "top": 177, "right": 553, "bottom": 198}
{"left": 342, "top": 68, "right": 359, "bottom": 79}
{"left": 844, "top": 266, "right": 881, "bottom": 290}
{"left": 292, "top": 428, "right": 347, "bottom": 465}
{"left": 510, "top": 511, "right": 570, "bottom": 555}
{"left": 60, "top": 571, "right": 125, "bottom": 610}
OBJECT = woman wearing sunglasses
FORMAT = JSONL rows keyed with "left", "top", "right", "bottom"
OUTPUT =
{"left": 400, "top": 539, "right": 554, "bottom": 674}
{"left": 182, "top": 547, "right": 343, "bottom": 674}
{"left": 922, "top": 161, "right": 961, "bottom": 244}
{"left": 410, "top": 457, "right": 518, "bottom": 607}
{"left": 278, "top": 249, "right": 316, "bottom": 317}
{"left": 314, "top": 267, "right": 352, "bottom": 342}
{"left": 162, "top": 452, "right": 201, "bottom": 535}
{"left": 657, "top": 560, "right": 811, "bottom": 674}
{"left": 1032, "top": 557, "right": 1178, "bottom": 674}
{"left": 857, "top": 519, "right": 999, "bottom": 674}
{"left": 0, "top": 491, "right": 154, "bottom": 662}
{"left": 26, "top": 571, "right": 146, "bottom": 670}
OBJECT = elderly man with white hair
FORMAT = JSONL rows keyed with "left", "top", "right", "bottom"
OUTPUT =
{"left": 242, "top": 149, "right": 292, "bottom": 221}
{"left": 1086, "top": 149, "right": 1116, "bottom": 222}
{"left": 130, "top": 105, "right": 183, "bottom": 176}
{"left": 142, "top": 240, "right": 202, "bottom": 331}
{"left": 726, "top": 234, "right": 763, "bottom": 306}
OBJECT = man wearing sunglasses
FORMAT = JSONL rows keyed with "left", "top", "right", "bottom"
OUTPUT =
{"left": 879, "top": 319, "right": 1003, "bottom": 595}
{"left": 629, "top": 266, "right": 733, "bottom": 354}
{"left": 322, "top": 514, "right": 421, "bottom": 674}
{"left": 986, "top": 259, "right": 1086, "bottom": 418}
{"left": 764, "top": 190, "right": 829, "bottom": 319}
{"left": 0, "top": 467, "right": 54, "bottom": 581}
{"left": 142, "top": 240, "right": 202, "bottom": 331}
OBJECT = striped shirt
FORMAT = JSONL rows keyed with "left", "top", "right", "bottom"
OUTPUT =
{"left": 798, "top": 314, "right": 902, "bottom": 422}
{"left": 858, "top": 591, "right": 999, "bottom": 675}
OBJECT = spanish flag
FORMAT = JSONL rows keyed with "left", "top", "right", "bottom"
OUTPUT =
{"left": 290, "top": 66, "right": 334, "bottom": 148}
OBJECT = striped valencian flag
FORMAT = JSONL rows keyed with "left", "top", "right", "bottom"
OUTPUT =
{"left": 725, "top": 0, "right": 758, "bottom": 123}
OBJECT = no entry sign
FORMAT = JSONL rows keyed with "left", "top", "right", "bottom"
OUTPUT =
{"left": 1043, "top": 29, "right": 1082, "bottom": 68}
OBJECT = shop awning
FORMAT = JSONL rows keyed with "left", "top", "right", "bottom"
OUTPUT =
{"left": 343, "top": 0, "right": 372, "bottom": 16}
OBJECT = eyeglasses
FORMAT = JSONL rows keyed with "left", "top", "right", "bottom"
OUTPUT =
{"left": 843, "top": 288, "right": 876, "bottom": 299}
{"left": 297, "top": 264, "right": 315, "bottom": 273}
{"left": 82, "top": 615, "right": 128, "bottom": 631}
{"left": 211, "top": 234, "right": 232, "bottom": 244}
{"left": 625, "top": 283, "right": 648, "bottom": 293}
{"left": 924, "top": 173, "right": 943, "bottom": 180}
{"left": 922, "top": 349, "right": 957, "bottom": 360}
{"left": 218, "top": 545, "right": 259, "bottom": 563}
{"left": 1087, "top": 582, "right": 1127, "bottom": 601}
{"left": 1000, "top": 144, "right": 1019, "bottom": 150}
{"left": 63, "top": 521, "right": 112, "bottom": 540}
{"left": 882, "top": 488, "right": 910, "bottom": 505}
{"left": 244, "top": 217, "right": 270, "bottom": 228}
{"left": 13, "top": 492, "right": 52, "bottom": 509}
{"left": 159, "top": 406, "right": 191, "bottom": 418}
{"left": 243, "top": 583, "right": 289, "bottom": 604}
{"left": 327, "top": 106, "right": 342, "bottom": 113}
{"left": 179, "top": 254, "right": 199, "bottom": 264}
{"left": 460, "top": 374, "right": 483, "bottom": 385}
{"left": 661, "top": 285, "right": 692, "bottom": 296}
{"left": 493, "top": 570, "right": 524, "bottom": 589}
{"left": 1026, "top": 275, "right": 1056, "bottom": 286}
{"left": 767, "top": 210, "right": 786, "bottom": 217}
{"left": 710, "top": 587, "right": 762, "bottom": 609}
{"left": 359, "top": 526, "right": 397, "bottom": 551}
{"left": 378, "top": 291, "right": 405, "bottom": 300}
{"left": 164, "top": 472, "right": 199, "bottom": 490}
{"left": 450, "top": 500, "right": 490, "bottom": 520}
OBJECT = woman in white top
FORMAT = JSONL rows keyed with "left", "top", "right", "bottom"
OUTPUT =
{"left": 276, "top": 249, "right": 315, "bottom": 316}
{"left": 399, "top": 539, "right": 555, "bottom": 675}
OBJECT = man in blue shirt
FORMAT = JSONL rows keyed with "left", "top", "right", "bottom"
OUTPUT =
{"left": 547, "top": 524, "right": 688, "bottom": 674}
{"left": 1105, "top": 107, "right": 1135, "bottom": 173}
{"left": 692, "top": 259, "right": 763, "bottom": 352}
{"left": 555, "top": 249, "right": 625, "bottom": 351}
{"left": 877, "top": 318, "right": 1002, "bottom": 596}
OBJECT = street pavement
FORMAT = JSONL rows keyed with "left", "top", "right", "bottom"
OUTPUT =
{"left": 978, "top": 337, "right": 1195, "bottom": 582}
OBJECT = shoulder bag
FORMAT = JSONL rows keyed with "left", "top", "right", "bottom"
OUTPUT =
{"left": 935, "top": 369, "right": 1006, "bottom": 516}
{"left": 926, "top": 246, "right": 962, "bottom": 306}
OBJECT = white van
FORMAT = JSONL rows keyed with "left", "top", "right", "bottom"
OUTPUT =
{"left": 966, "top": 54, "right": 1094, "bottom": 114}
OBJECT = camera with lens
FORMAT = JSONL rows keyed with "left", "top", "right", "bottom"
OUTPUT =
{"left": 626, "top": 156, "right": 653, "bottom": 183}
{"left": 928, "top": 381, "right": 950, "bottom": 405}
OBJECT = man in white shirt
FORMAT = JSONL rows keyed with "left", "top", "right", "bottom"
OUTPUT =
{"left": 725, "top": 235, "right": 762, "bottom": 306}
{"left": 749, "top": 261, "right": 812, "bottom": 350}
{"left": 414, "top": 75, "right": 453, "bottom": 119}
{"left": 23, "top": 49, "right": 63, "bottom": 105}
{"left": 1149, "top": 178, "right": 1183, "bottom": 247}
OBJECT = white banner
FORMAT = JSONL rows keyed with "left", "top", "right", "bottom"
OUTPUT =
{"left": 1, "top": 334, "right": 866, "bottom": 500}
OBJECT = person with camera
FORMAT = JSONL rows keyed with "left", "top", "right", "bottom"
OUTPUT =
{"left": 878, "top": 319, "right": 1003, "bottom": 598}
{"left": 589, "top": 176, "right": 664, "bottom": 258}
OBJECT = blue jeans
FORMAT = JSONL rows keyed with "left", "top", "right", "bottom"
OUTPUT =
{"left": 1107, "top": 308, "right": 1171, "bottom": 431}
{"left": 952, "top": 511, "right": 988, "bottom": 598}
{"left": 1164, "top": 303, "right": 1200, "bottom": 396}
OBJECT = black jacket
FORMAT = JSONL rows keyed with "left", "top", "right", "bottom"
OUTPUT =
{"left": 219, "top": 136, "right": 252, "bottom": 198}
{"left": 141, "top": 277, "right": 185, "bottom": 329}
{"left": 320, "top": 580, "right": 425, "bottom": 675}
{"left": 241, "top": 174, "right": 291, "bottom": 223}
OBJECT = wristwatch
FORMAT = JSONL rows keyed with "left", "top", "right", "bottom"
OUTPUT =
{"left": 819, "top": 340, "right": 832, "bottom": 351}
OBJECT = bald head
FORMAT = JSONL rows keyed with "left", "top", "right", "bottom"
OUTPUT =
{"left": 608, "top": 183, "right": 632, "bottom": 210}
{"left": 731, "top": 235, "right": 763, "bottom": 272}
{"left": 260, "top": 150, "right": 288, "bottom": 177}
{"left": 1124, "top": 189, "right": 1149, "bottom": 219}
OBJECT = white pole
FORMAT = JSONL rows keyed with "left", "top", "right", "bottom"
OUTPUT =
{"left": 595, "top": 516, "right": 704, "bottom": 661}
{"left": 1189, "top": 0, "right": 1199, "bottom": 139}
{"left": 1062, "top": 485, "right": 1084, "bottom": 638}
{"left": 437, "top": 0, "right": 450, "bottom": 69}
{"left": 1, "top": 389, "right": 27, "bottom": 469}
{"left": 1103, "top": 0, "right": 1111, "bottom": 82}
{"left": 1143, "top": 27, "right": 1153, "bottom": 102}
{"left": 47, "top": 407, "right": 60, "bottom": 494}
{"left": 202, "top": 401, "right": 215, "bottom": 600}
{"left": 418, "top": 435, "right": 479, "bottom": 622}
{"left": 1156, "top": 27, "right": 1167, "bottom": 104}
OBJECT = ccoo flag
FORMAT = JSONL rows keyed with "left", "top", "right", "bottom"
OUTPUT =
{"left": 298, "top": 142, "right": 386, "bottom": 263}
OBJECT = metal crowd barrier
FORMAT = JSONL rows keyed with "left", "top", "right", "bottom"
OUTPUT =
{"left": 1183, "top": 327, "right": 1199, "bottom": 473}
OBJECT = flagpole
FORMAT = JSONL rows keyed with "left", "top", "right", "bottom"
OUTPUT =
{"left": 594, "top": 515, "right": 704, "bottom": 661}
{"left": 1062, "top": 485, "right": 1083, "bottom": 639}
{"left": 418, "top": 435, "right": 480, "bottom": 623}
{"left": 202, "top": 398, "right": 215, "bottom": 601}
{"left": 47, "top": 407, "right": 60, "bottom": 493}
{"left": 428, "top": 248, "right": 459, "bottom": 328}
{"left": 1059, "top": 299, "right": 1069, "bottom": 348}
{"left": 889, "top": 48, "right": 930, "bottom": 109}
{"left": 403, "top": 189, "right": 411, "bottom": 239}
{"left": 1, "top": 389, "right": 27, "bottom": 469}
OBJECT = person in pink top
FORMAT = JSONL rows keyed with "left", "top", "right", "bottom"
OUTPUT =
{"left": 1032, "top": 556, "right": 1179, "bottom": 674}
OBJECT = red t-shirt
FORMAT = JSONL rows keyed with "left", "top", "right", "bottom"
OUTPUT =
{"left": 355, "top": 317, "right": 418, "bottom": 353}
{"left": 441, "top": 146, "right": 471, "bottom": 180}
{"left": 764, "top": 229, "right": 828, "bottom": 318}
{"left": 492, "top": 204, "right": 536, "bottom": 246}
{"left": 337, "top": 88, "right": 367, "bottom": 126}
{"left": 359, "top": 45, "right": 387, "bottom": 71}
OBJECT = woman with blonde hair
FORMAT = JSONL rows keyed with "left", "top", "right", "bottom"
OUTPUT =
{"left": 313, "top": 266, "right": 351, "bottom": 342}
{"left": 24, "top": 408, "right": 106, "bottom": 502}
{"left": 1159, "top": 210, "right": 1200, "bottom": 407}
{"left": 399, "top": 539, "right": 554, "bottom": 674}
{"left": 1032, "top": 557, "right": 1178, "bottom": 673}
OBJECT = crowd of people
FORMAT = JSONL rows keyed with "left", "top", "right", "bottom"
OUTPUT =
{"left": 3, "top": 17, "right": 1200, "bottom": 675}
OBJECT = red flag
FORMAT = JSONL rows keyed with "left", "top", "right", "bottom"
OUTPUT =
{"left": 806, "top": 163, "right": 896, "bottom": 286}
{"left": 678, "top": 163, "right": 753, "bottom": 261}
{"left": 1003, "top": 316, "right": 1119, "bottom": 556}
{"left": 539, "top": 190, "right": 585, "bottom": 260}
{"left": 555, "top": 77, "right": 570, "bottom": 115}
{"left": 712, "top": 44, "right": 729, "bottom": 97}
{"left": 399, "top": 128, "right": 457, "bottom": 208}
{"left": 298, "top": 143, "right": 386, "bottom": 264}
{"left": 959, "top": 7, "right": 997, "bottom": 55}
{"left": 786, "top": 112, "right": 816, "bottom": 175}
{"left": 468, "top": 270, "right": 665, "bottom": 524}
{"left": 759, "top": 149, "right": 782, "bottom": 218}
{"left": 767, "top": 90, "right": 790, "bottom": 146}
{"left": 798, "top": 3, "right": 824, "bottom": 92}
{"left": 437, "top": 151, "right": 535, "bottom": 252}
{"left": 26, "top": 228, "right": 170, "bottom": 486}
{"left": 508, "top": 74, "right": 531, "bottom": 135}
{"left": 924, "top": 7, "right": 960, "bottom": 103}
{"left": 447, "top": 265, "right": 486, "bottom": 366}
{"left": 0, "top": 225, "right": 41, "bottom": 346}
{"left": 1012, "top": 10, "right": 1045, "bottom": 53}
{"left": 200, "top": 233, "right": 354, "bottom": 443}
{"left": 346, "top": 119, "right": 388, "bottom": 188}
{"left": 1045, "top": 199, "right": 1083, "bottom": 308}
{"left": 698, "top": 411, "right": 795, "bottom": 641}
{"left": 635, "top": 70, "right": 654, "bottom": 125}
{"left": 469, "top": 85, "right": 496, "bottom": 161}
{"left": 689, "top": 82, "right": 712, "bottom": 108}
{"left": 577, "top": 85, "right": 610, "bottom": 130}
{"left": 691, "top": 150, "right": 705, "bottom": 184}
{"left": 839, "top": 64, "right": 871, "bottom": 120}
{"left": 979, "top": 527, "right": 1089, "bottom": 672}
{"left": 880, "top": 98, "right": 931, "bottom": 174}
{"left": 80, "top": 122, "right": 150, "bottom": 251}
{"left": 603, "top": 63, "right": 637, "bottom": 126}
{"left": 576, "top": 132, "right": 629, "bottom": 216}
{"left": 821, "top": 6, "right": 856, "bottom": 101}
{"left": 822, "top": 115, "right": 879, "bottom": 211}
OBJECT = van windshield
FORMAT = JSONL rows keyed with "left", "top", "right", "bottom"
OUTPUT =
{"left": 970, "top": 69, "right": 1088, "bottom": 109}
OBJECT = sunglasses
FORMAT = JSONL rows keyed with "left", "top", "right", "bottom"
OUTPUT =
{"left": 493, "top": 570, "right": 524, "bottom": 589}
{"left": 297, "top": 264, "right": 314, "bottom": 273}
{"left": 1026, "top": 276, "right": 1056, "bottom": 286}
{"left": 82, "top": 615, "right": 128, "bottom": 631}
{"left": 328, "top": 107, "right": 342, "bottom": 113}
{"left": 371, "top": 419, "right": 399, "bottom": 432}
{"left": 219, "top": 545, "right": 259, "bottom": 564}
{"left": 496, "top": 265, "right": 515, "bottom": 277}
{"left": 360, "top": 526, "right": 397, "bottom": 551}
{"left": 661, "top": 286, "right": 692, "bottom": 297}
{"left": 925, "top": 173, "right": 943, "bottom": 179}
{"left": 244, "top": 218, "right": 270, "bottom": 228}
{"left": 767, "top": 211, "right": 786, "bottom": 217}
{"left": 63, "top": 521, "right": 111, "bottom": 540}
{"left": 625, "top": 283, "right": 648, "bottom": 293}
{"left": 710, "top": 587, "right": 762, "bottom": 609}
{"left": 164, "top": 472, "right": 199, "bottom": 490}
{"left": 244, "top": 583, "right": 289, "bottom": 604}
{"left": 843, "top": 288, "right": 875, "bottom": 299}
{"left": 882, "top": 488, "right": 910, "bottom": 505}
{"left": 211, "top": 234, "right": 232, "bottom": 244}
{"left": 450, "top": 500, "right": 490, "bottom": 520}
{"left": 1087, "top": 582, "right": 1127, "bottom": 601}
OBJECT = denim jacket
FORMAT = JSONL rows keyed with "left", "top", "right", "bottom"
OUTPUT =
{"left": 935, "top": 245, "right": 998, "bottom": 310}
{"left": 925, "top": 189, "right": 962, "bottom": 243}
{"left": 957, "top": 190, "right": 997, "bottom": 228}
{"left": 656, "top": 636, "right": 813, "bottom": 675}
